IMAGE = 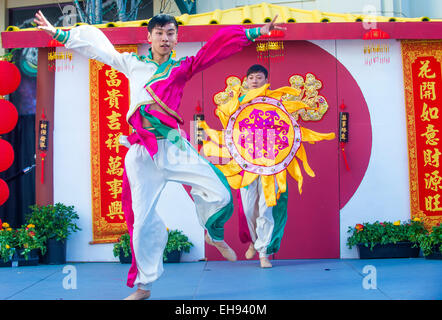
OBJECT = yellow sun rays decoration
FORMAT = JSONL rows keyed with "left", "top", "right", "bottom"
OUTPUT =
{"left": 200, "top": 74, "right": 335, "bottom": 207}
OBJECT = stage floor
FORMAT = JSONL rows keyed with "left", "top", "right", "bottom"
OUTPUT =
{"left": 1, "top": 258, "right": 441, "bottom": 300}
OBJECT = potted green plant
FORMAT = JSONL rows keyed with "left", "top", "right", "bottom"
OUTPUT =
{"left": 113, "top": 232, "right": 132, "bottom": 264}
{"left": 163, "top": 229, "right": 193, "bottom": 263}
{"left": 26, "top": 203, "right": 81, "bottom": 265}
{"left": 416, "top": 223, "right": 442, "bottom": 259}
{"left": 113, "top": 229, "right": 194, "bottom": 264}
{"left": 0, "top": 220, "right": 45, "bottom": 267}
{"left": 0, "top": 220, "right": 17, "bottom": 267}
{"left": 347, "top": 218, "right": 426, "bottom": 259}
{"left": 15, "top": 223, "right": 46, "bottom": 266}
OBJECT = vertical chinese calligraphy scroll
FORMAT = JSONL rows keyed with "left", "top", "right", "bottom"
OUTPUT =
{"left": 402, "top": 40, "right": 442, "bottom": 230}
{"left": 89, "top": 45, "right": 137, "bottom": 244}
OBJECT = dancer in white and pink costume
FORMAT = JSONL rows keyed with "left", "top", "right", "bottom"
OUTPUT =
{"left": 34, "top": 10, "right": 284, "bottom": 300}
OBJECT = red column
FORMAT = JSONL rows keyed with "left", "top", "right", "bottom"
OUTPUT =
{"left": 35, "top": 47, "right": 54, "bottom": 205}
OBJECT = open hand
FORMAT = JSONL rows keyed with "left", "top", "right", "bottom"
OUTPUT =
{"left": 34, "top": 10, "right": 56, "bottom": 36}
{"left": 260, "top": 14, "right": 286, "bottom": 36}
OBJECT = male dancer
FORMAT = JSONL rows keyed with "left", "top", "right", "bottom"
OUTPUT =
{"left": 239, "top": 64, "right": 288, "bottom": 268}
{"left": 34, "top": 11, "right": 284, "bottom": 300}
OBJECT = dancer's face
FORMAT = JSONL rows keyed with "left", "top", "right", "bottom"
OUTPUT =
{"left": 148, "top": 23, "right": 178, "bottom": 59}
{"left": 246, "top": 72, "right": 268, "bottom": 89}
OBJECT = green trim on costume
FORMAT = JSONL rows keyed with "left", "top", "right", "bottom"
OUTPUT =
{"left": 64, "top": 30, "right": 70, "bottom": 44}
{"left": 184, "top": 140, "right": 234, "bottom": 241}
{"left": 245, "top": 27, "right": 261, "bottom": 42}
{"left": 145, "top": 58, "right": 186, "bottom": 87}
{"left": 204, "top": 164, "right": 234, "bottom": 241}
{"left": 54, "top": 29, "right": 69, "bottom": 44}
{"left": 266, "top": 187, "right": 289, "bottom": 255}
{"left": 139, "top": 106, "right": 185, "bottom": 149}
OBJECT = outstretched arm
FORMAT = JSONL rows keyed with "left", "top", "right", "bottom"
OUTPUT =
{"left": 34, "top": 10, "right": 56, "bottom": 36}
{"left": 260, "top": 15, "right": 286, "bottom": 36}
{"left": 184, "top": 15, "right": 286, "bottom": 79}
{"left": 34, "top": 10, "right": 136, "bottom": 75}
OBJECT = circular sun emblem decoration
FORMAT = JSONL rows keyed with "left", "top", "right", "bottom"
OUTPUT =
{"left": 225, "top": 96, "right": 301, "bottom": 176}
{"left": 200, "top": 83, "right": 335, "bottom": 207}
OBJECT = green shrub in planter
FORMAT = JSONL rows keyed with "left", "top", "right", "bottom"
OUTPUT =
{"left": 27, "top": 203, "right": 81, "bottom": 243}
{"left": 416, "top": 223, "right": 442, "bottom": 257}
{"left": 26, "top": 203, "right": 81, "bottom": 264}
{"left": 113, "top": 229, "right": 194, "bottom": 263}
{"left": 163, "top": 229, "right": 193, "bottom": 262}
{"left": 347, "top": 218, "right": 427, "bottom": 251}
{"left": 113, "top": 232, "right": 131, "bottom": 263}
{"left": 0, "top": 221, "right": 45, "bottom": 264}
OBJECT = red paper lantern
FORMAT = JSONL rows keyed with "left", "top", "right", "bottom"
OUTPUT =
{"left": 0, "top": 99, "right": 18, "bottom": 134}
{"left": 363, "top": 28, "right": 390, "bottom": 40}
{"left": 0, "top": 139, "right": 14, "bottom": 172}
{"left": 0, "top": 60, "right": 21, "bottom": 95}
{"left": 0, "top": 179, "right": 9, "bottom": 206}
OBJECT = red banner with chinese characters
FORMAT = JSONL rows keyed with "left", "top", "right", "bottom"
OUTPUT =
{"left": 89, "top": 45, "right": 136, "bottom": 244}
{"left": 402, "top": 40, "right": 442, "bottom": 230}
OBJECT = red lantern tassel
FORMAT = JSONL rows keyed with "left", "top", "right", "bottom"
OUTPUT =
{"left": 340, "top": 142, "right": 350, "bottom": 171}
{"left": 40, "top": 152, "right": 46, "bottom": 184}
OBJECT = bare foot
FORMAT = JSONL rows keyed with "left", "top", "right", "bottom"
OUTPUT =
{"left": 124, "top": 289, "right": 151, "bottom": 300}
{"left": 205, "top": 233, "right": 237, "bottom": 261}
{"left": 245, "top": 243, "right": 256, "bottom": 260}
{"left": 260, "top": 257, "right": 272, "bottom": 268}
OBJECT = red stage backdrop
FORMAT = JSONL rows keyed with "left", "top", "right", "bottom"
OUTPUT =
{"left": 402, "top": 40, "right": 442, "bottom": 230}
{"left": 89, "top": 45, "right": 136, "bottom": 244}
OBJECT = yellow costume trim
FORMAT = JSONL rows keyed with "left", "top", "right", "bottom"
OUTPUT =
{"left": 284, "top": 100, "right": 312, "bottom": 114}
{"left": 199, "top": 121, "right": 225, "bottom": 145}
{"left": 295, "top": 144, "right": 315, "bottom": 177}
{"left": 240, "top": 171, "right": 259, "bottom": 188}
{"left": 261, "top": 175, "right": 277, "bottom": 207}
{"left": 300, "top": 127, "right": 336, "bottom": 142}
{"left": 226, "top": 174, "right": 242, "bottom": 188}
{"left": 241, "top": 84, "right": 270, "bottom": 105}
{"left": 215, "top": 109, "right": 230, "bottom": 128}
{"left": 287, "top": 158, "right": 303, "bottom": 194}
{"left": 146, "top": 86, "right": 184, "bottom": 124}
{"left": 267, "top": 86, "right": 301, "bottom": 100}
{"left": 216, "top": 159, "right": 243, "bottom": 177}
{"left": 275, "top": 170, "right": 287, "bottom": 200}
{"left": 202, "top": 140, "right": 232, "bottom": 158}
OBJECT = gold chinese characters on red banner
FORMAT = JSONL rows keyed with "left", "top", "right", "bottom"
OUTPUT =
{"left": 402, "top": 40, "right": 442, "bottom": 230}
{"left": 89, "top": 45, "right": 137, "bottom": 244}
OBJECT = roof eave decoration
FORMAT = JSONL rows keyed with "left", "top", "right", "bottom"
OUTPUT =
{"left": 2, "top": 2, "right": 441, "bottom": 49}
{"left": 5, "top": 2, "right": 440, "bottom": 32}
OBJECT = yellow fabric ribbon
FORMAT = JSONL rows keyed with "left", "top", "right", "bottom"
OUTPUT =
{"left": 295, "top": 144, "right": 315, "bottom": 177}
{"left": 202, "top": 140, "right": 231, "bottom": 158}
{"left": 199, "top": 120, "right": 225, "bottom": 145}
{"left": 275, "top": 170, "right": 287, "bottom": 200}
{"left": 267, "top": 86, "right": 301, "bottom": 100}
{"left": 301, "top": 127, "right": 335, "bottom": 142}
{"left": 240, "top": 171, "right": 259, "bottom": 188}
{"left": 283, "top": 100, "right": 313, "bottom": 114}
{"left": 261, "top": 175, "right": 277, "bottom": 207}
{"left": 287, "top": 158, "right": 303, "bottom": 194}
{"left": 240, "top": 84, "right": 270, "bottom": 105}
{"left": 215, "top": 159, "right": 242, "bottom": 177}
{"left": 226, "top": 174, "right": 242, "bottom": 189}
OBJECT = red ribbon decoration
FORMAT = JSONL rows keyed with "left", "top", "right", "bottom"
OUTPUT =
{"left": 340, "top": 142, "right": 350, "bottom": 171}
{"left": 40, "top": 152, "right": 46, "bottom": 184}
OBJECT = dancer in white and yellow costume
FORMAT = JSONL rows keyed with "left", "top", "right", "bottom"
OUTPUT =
{"left": 200, "top": 65, "right": 335, "bottom": 268}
